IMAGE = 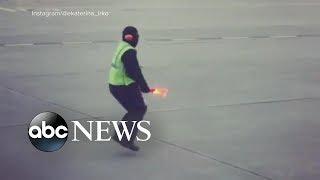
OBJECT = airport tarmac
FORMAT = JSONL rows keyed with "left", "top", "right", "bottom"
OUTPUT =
{"left": 0, "top": 0, "right": 320, "bottom": 179}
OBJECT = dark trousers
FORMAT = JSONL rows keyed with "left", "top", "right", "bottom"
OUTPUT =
{"left": 109, "top": 83, "right": 147, "bottom": 143}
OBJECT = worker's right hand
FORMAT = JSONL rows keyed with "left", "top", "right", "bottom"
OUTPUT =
{"left": 149, "top": 88, "right": 156, "bottom": 93}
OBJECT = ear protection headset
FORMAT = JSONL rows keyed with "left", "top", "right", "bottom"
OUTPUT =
{"left": 124, "top": 34, "right": 134, "bottom": 41}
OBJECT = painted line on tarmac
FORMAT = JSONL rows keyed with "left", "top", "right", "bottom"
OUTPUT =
{"left": 91, "top": 40, "right": 117, "bottom": 43}
{"left": 1, "top": 34, "right": 320, "bottom": 47}
{"left": 269, "top": 35, "right": 297, "bottom": 38}
{"left": 154, "top": 138, "right": 273, "bottom": 180}
{"left": 0, "top": 6, "right": 29, "bottom": 12}
{"left": 248, "top": 35, "right": 270, "bottom": 39}
{"left": 62, "top": 41, "right": 92, "bottom": 45}
{"left": 221, "top": 36, "right": 249, "bottom": 40}
{"left": 0, "top": 6, "right": 16, "bottom": 12}
{"left": 3, "top": 43, "right": 34, "bottom": 47}
{"left": 297, "top": 34, "right": 320, "bottom": 37}
{"left": 196, "top": 37, "right": 223, "bottom": 40}
{"left": 15, "top": 7, "right": 28, "bottom": 12}
{"left": 171, "top": 38, "right": 198, "bottom": 41}
{"left": 33, "top": 42, "right": 62, "bottom": 45}
{"left": 145, "top": 38, "right": 173, "bottom": 42}
{"left": 149, "top": 97, "right": 320, "bottom": 113}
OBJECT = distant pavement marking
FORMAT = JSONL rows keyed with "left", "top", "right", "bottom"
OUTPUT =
{"left": 1, "top": 34, "right": 320, "bottom": 47}
{"left": 221, "top": 36, "right": 249, "bottom": 40}
{"left": 172, "top": 38, "right": 198, "bottom": 41}
{"left": 16, "top": 7, "right": 28, "bottom": 12}
{"left": 270, "top": 35, "right": 297, "bottom": 38}
{"left": 62, "top": 41, "right": 92, "bottom": 45}
{"left": 4, "top": 43, "right": 33, "bottom": 47}
{"left": 0, "top": 6, "right": 16, "bottom": 12}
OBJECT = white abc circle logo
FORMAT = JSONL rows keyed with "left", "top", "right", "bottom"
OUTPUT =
{"left": 29, "top": 121, "right": 68, "bottom": 139}
{"left": 28, "top": 112, "right": 68, "bottom": 152}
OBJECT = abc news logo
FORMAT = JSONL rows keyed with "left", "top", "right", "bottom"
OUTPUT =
{"left": 28, "top": 112, "right": 151, "bottom": 152}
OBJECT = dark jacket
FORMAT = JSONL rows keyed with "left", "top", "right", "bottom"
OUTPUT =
{"left": 121, "top": 49, "right": 150, "bottom": 93}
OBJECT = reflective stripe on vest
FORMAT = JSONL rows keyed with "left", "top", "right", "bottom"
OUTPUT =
{"left": 108, "top": 41, "right": 135, "bottom": 85}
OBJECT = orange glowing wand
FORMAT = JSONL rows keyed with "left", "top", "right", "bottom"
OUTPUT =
{"left": 150, "top": 88, "right": 168, "bottom": 98}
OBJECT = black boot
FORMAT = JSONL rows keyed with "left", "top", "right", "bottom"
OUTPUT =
{"left": 112, "top": 135, "right": 140, "bottom": 151}
{"left": 126, "top": 142, "right": 140, "bottom": 151}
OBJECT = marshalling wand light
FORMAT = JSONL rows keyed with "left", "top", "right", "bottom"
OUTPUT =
{"left": 151, "top": 88, "right": 168, "bottom": 98}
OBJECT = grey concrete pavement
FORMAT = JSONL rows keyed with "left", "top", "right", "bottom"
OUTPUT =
{"left": 1, "top": 0, "right": 320, "bottom": 180}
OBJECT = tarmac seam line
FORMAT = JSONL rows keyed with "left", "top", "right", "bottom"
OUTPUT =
{"left": 149, "top": 97, "right": 320, "bottom": 113}
{"left": 154, "top": 137, "right": 273, "bottom": 180}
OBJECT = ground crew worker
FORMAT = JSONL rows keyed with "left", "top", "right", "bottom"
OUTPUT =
{"left": 108, "top": 26, "right": 153, "bottom": 151}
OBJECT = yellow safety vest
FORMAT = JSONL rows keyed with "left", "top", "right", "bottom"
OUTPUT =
{"left": 108, "top": 41, "right": 135, "bottom": 85}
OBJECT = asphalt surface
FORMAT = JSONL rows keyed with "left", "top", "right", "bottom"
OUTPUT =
{"left": 1, "top": 0, "right": 320, "bottom": 180}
